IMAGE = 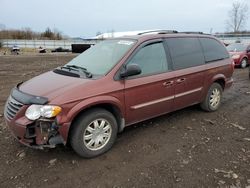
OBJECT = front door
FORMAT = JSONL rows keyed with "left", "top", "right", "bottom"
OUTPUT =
{"left": 123, "top": 41, "right": 175, "bottom": 125}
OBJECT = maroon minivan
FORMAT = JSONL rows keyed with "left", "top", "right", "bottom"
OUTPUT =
{"left": 4, "top": 32, "right": 234, "bottom": 158}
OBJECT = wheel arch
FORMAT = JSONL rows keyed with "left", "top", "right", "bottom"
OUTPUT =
{"left": 241, "top": 56, "right": 248, "bottom": 61}
{"left": 214, "top": 78, "right": 225, "bottom": 90}
{"left": 201, "top": 75, "right": 225, "bottom": 102}
{"left": 240, "top": 56, "right": 249, "bottom": 67}
{"left": 211, "top": 74, "right": 226, "bottom": 90}
{"left": 67, "top": 98, "right": 125, "bottom": 144}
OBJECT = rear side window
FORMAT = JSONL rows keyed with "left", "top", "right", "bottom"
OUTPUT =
{"left": 166, "top": 38, "right": 205, "bottom": 70}
{"left": 199, "top": 38, "right": 229, "bottom": 62}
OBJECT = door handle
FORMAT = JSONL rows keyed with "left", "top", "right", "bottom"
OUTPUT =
{"left": 176, "top": 78, "right": 186, "bottom": 84}
{"left": 163, "top": 81, "right": 174, "bottom": 87}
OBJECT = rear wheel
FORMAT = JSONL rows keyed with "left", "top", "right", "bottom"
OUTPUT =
{"left": 200, "top": 83, "right": 223, "bottom": 112}
{"left": 70, "top": 108, "right": 118, "bottom": 158}
{"left": 240, "top": 58, "right": 247, "bottom": 68}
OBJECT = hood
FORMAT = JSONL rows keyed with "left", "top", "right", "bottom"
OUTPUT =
{"left": 19, "top": 71, "right": 93, "bottom": 103}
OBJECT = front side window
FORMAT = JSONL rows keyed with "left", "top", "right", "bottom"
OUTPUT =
{"left": 66, "top": 39, "right": 136, "bottom": 75}
{"left": 166, "top": 38, "right": 205, "bottom": 70}
{"left": 201, "top": 38, "right": 229, "bottom": 62}
{"left": 127, "top": 42, "right": 168, "bottom": 76}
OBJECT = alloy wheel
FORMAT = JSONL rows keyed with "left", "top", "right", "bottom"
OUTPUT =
{"left": 83, "top": 119, "right": 112, "bottom": 151}
{"left": 209, "top": 88, "right": 221, "bottom": 109}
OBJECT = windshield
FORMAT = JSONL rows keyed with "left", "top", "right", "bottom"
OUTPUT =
{"left": 66, "top": 39, "right": 136, "bottom": 76}
{"left": 226, "top": 43, "right": 247, "bottom": 52}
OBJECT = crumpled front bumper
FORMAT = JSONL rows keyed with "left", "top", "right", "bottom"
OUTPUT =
{"left": 4, "top": 86, "right": 71, "bottom": 149}
{"left": 5, "top": 111, "right": 70, "bottom": 149}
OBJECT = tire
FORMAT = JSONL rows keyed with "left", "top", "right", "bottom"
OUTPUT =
{"left": 240, "top": 58, "right": 247, "bottom": 69}
{"left": 70, "top": 108, "right": 118, "bottom": 158}
{"left": 200, "top": 83, "right": 223, "bottom": 112}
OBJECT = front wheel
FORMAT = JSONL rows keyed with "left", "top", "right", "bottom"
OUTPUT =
{"left": 200, "top": 83, "right": 223, "bottom": 112}
{"left": 70, "top": 108, "right": 118, "bottom": 158}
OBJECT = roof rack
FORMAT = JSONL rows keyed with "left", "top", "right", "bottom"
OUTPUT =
{"left": 179, "top": 31, "right": 205, "bottom": 34}
{"left": 138, "top": 30, "right": 178, "bottom": 35}
{"left": 136, "top": 30, "right": 208, "bottom": 36}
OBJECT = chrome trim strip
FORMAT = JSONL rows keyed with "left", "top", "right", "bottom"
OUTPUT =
{"left": 131, "top": 96, "right": 174, "bottom": 110}
{"left": 175, "top": 87, "right": 203, "bottom": 98}
{"left": 130, "top": 87, "right": 203, "bottom": 110}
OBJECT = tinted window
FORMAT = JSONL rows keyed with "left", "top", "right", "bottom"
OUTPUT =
{"left": 127, "top": 42, "right": 168, "bottom": 76}
{"left": 200, "top": 38, "right": 229, "bottom": 62}
{"left": 166, "top": 38, "right": 204, "bottom": 70}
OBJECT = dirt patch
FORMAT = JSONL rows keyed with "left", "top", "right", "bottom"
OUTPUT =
{"left": 0, "top": 54, "right": 250, "bottom": 188}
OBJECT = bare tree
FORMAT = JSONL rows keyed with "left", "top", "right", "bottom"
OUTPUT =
{"left": 226, "top": 1, "right": 248, "bottom": 32}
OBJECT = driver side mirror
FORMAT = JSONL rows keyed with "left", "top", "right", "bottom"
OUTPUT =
{"left": 120, "top": 64, "right": 141, "bottom": 78}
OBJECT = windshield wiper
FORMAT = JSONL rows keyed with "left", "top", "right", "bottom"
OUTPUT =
{"left": 61, "top": 65, "right": 92, "bottom": 78}
{"left": 53, "top": 68, "right": 80, "bottom": 78}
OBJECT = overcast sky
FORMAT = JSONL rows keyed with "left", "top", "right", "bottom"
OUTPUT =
{"left": 1, "top": 0, "right": 250, "bottom": 38}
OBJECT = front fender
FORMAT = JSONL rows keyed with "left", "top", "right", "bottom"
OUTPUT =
{"left": 66, "top": 95, "right": 124, "bottom": 123}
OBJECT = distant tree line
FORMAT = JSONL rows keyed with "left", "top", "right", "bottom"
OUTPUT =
{"left": 215, "top": 31, "right": 250, "bottom": 36}
{"left": 0, "top": 27, "right": 64, "bottom": 40}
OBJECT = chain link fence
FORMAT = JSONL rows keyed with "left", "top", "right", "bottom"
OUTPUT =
{"left": 0, "top": 39, "right": 99, "bottom": 49}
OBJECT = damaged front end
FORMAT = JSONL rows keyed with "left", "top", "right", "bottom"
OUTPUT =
{"left": 25, "top": 118, "right": 65, "bottom": 149}
{"left": 4, "top": 85, "right": 68, "bottom": 149}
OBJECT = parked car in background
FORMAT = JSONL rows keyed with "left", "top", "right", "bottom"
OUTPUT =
{"left": 11, "top": 45, "right": 20, "bottom": 55}
{"left": 223, "top": 42, "right": 229, "bottom": 47}
{"left": 226, "top": 43, "right": 250, "bottom": 68}
{"left": 4, "top": 32, "right": 234, "bottom": 158}
{"left": 38, "top": 46, "right": 46, "bottom": 53}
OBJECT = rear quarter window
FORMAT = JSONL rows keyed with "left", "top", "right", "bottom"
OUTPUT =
{"left": 166, "top": 38, "right": 205, "bottom": 70}
{"left": 199, "top": 38, "right": 229, "bottom": 63}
